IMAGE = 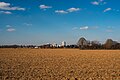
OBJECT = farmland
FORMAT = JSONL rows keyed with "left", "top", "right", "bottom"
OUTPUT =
{"left": 0, "top": 49, "right": 120, "bottom": 80}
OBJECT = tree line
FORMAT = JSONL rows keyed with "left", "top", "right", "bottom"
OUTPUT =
{"left": 0, "top": 38, "right": 120, "bottom": 49}
{"left": 77, "top": 38, "right": 120, "bottom": 49}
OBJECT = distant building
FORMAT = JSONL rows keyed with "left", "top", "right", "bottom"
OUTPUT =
{"left": 62, "top": 41, "right": 66, "bottom": 47}
{"left": 52, "top": 43, "right": 57, "bottom": 47}
{"left": 58, "top": 45, "right": 61, "bottom": 47}
{"left": 34, "top": 46, "right": 38, "bottom": 49}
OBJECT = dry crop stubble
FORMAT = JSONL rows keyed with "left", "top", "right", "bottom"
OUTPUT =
{"left": 0, "top": 49, "right": 120, "bottom": 80}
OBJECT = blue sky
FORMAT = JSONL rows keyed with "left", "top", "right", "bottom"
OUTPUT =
{"left": 0, "top": 0, "right": 120, "bottom": 45}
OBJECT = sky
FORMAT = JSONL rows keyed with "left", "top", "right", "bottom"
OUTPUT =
{"left": 0, "top": 0, "right": 120, "bottom": 45}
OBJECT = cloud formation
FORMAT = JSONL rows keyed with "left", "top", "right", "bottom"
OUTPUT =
{"left": 79, "top": 26, "right": 98, "bottom": 30}
{"left": 55, "top": 7, "right": 80, "bottom": 14}
{"left": 103, "top": 8, "right": 112, "bottom": 12}
{"left": 91, "top": 1, "right": 99, "bottom": 5}
{"left": 7, "top": 28, "right": 16, "bottom": 32}
{"left": 0, "top": 11, "right": 12, "bottom": 14}
{"left": 0, "top": 2, "right": 25, "bottom": 10}
{"left": 67, "top": 8, "right": 80, "bottom": 12}
{"left": 91, "top": 0, "right": 106, "bottom": 5}
{"left": 39, "top": 5, "right": 52, "bottom": 10}
{"left": 55, "top": 10, "right": 68, "bottom": 14}
{"left": 6, "top": 25, "right": 16, "bottom": 32}
{"left": 80, "top": 26, "right": 89, "bottom": 30}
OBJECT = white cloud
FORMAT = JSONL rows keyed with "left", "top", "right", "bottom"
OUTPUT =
{"left": 39, "top": 5, "right": 52, "bottom": 10}
{"left": 0, "top": 2, "right": 10, "bottom": 7}
{"left": 7, "top": 28, "right": 16, "bottom": 32}
{"left": 6, "top": 25, "right": 16, "bottom": 32}
{"left": 0, "top": 11, "right": 12, "bottom": 14}
{"left": 91, "top": 1, "right": 99, "bottom": 5}
{"left": 72, "top": 26, "right": 99, "bottom": 31}
{"left": 91, "top": 0, "right": 106, "bottom": 5}
{"left": 55, "top": 7, "right": 81, "bottom": 14}
{"left": 67, "top": 8, "right": 80, "bottom": 12}
{"left": 0, "top": 2, "right": 25, "bottom": 11}
{"left": 80, "top": 26, "right": 89, "bottom": 30}
{"left": 103, "top": 8, "right": 112, "bottom": 12}
{"left": 55, "top": 10, "right": 68, "bottom": 14}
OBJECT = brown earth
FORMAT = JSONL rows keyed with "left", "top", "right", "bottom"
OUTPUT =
{"left": 0, "top": 49, "right": 120, "bottom": 80}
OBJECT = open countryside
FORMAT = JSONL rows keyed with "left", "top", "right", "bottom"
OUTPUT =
{"left": 0, "top": 0, "right": 120, "bottom": 80}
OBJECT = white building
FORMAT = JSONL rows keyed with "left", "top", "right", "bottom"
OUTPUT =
{"left": 34, "top": 46, "right": 38, "bottom": 49}
{"left": 62, "top": 41, "right": 66, "bottom": 47}
{"left": 52, "top": 43, "right": 57, "bottom": 47}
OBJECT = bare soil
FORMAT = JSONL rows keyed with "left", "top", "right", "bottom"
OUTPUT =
{"left": 0, "top": 49, "right": 120, "bottom": 80}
